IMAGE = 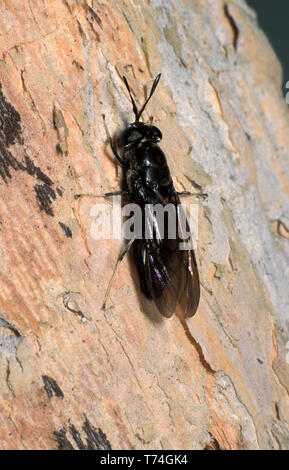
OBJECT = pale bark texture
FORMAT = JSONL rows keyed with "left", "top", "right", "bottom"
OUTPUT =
{"left": 0, "top": 0, "right": 288, "bottom": 450}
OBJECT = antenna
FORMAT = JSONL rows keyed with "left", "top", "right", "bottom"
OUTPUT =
{"left": 122, "top": 76, "right": 139, "bottom": 122}
{"left": 122, "top": 73, "right": 161, "bottom": 122}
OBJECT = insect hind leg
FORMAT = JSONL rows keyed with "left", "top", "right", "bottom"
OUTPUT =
{"left": 103, "top": 237, "right": 135, "bottom": 309}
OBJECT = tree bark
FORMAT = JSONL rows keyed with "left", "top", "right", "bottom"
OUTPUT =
{"left": 0, "top": 0, "right": 288, "bottom": 450}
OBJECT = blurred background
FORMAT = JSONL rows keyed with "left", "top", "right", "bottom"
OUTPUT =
{"left": 247, "top": 0, "right": 289, "bottom": 93}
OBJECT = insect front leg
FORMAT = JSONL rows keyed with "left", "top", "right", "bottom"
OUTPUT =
{"left": 103, "top": 237, "right": 135, "bottom": 309}
{"left": 102, "top": 114, "right": 127, "bottom": 168}
{"left": 109, "top": 137, "right": 127, "bottom": 168}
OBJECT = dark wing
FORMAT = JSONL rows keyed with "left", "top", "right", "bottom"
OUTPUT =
{"left": 133, "top": 188, "right": 200, "bottom": 318}
{"left": 174, "top": 191, "right": 200, "bottom": 317}
{"left": 133, "top": 236, "right": 180, "bottom": 318}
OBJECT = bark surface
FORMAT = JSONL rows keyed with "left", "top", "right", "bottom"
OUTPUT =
{"left": 0, "top": 0, "right": 288, "bottom": 450}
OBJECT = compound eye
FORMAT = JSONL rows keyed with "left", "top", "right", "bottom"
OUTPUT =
{"left": 127, "top": 130, "right": 142, "bottom": 142}
{"left": 156, "top": 128, "right": 162, "bottom": 140}
{"left": 147, "top": 125, "right": 160, "bottom": 137}
{"left": 129, "top": 130, "right": 142, "bottom": 140}
{"left": 150, "top": 126, "right": 162, "bottom": 140}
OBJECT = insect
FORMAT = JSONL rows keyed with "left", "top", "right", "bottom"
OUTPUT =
{"left": 105, "top": 73, "right": 200, "bottom": 318}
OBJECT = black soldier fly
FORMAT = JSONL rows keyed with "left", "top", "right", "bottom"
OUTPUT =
{"left": 103, "top": 73, "right": 200, "bottom": 318}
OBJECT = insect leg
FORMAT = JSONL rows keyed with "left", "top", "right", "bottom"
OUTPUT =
{"left": 74, "top": 191, "right": 127, "bottom": 200}
{"left": 102, "top": 114, "right": 127, "bottom": 168}
{"left": 177, "top": 191, "right": 192, "bottom": 197}
{"left": 103, "top": 237, "right": 135, "bottom": 309}
{"left": 178, "top": 191, "right": 208, "bottom": 200}
{"left": 109, "top": 137, "right": 127, "bottom": 168}
{"left": 105, "top": 191, "right": 126, "bottom": 197}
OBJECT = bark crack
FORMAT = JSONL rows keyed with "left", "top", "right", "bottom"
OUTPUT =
{"left": 177, "top": 315, "right": 216, "bottom": 374}
{"left": 6, "top": 359, "right": 15, "bottom": 397}
{"left": 20, "top": 70, "right": 46, "bottom": 133}
{"left": 224, "top": 4, "right": 239, "bottom": 50}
